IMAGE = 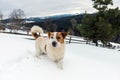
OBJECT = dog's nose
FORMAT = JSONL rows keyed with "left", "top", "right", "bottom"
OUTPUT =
{"left": 52, "top": 41, "right": 57, "bottom": 47}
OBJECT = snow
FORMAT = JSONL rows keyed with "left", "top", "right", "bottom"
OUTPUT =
{"left": 0, "top": 33, "right": 120, "bottom": 80}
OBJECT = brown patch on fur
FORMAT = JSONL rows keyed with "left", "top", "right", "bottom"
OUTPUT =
{"left": 48, "top": 32, "right": 50, "bottom": 38}
{"left": 48, "top": 32, "right": 54, "bottom": 39}
{"left": 61, "top": 32, "right": 67, "bottom": 39}
{"left": 32, "top": 32, "right": 40, "bottom": 39}
{"left": 56, "top": 32, "right": 67, "bottom": 43}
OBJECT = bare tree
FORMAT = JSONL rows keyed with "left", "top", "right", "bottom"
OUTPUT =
{"left": 52, "top": 22, "right": 57, "bottom": 32}
{"left": 0, "top": 10, "right": 3, "bottom": 20}
{"left": 43, "top": 19, "right": 53, "bottom": 32}
{"left": 43, "top": 19, "right": 58, "bottom": 32}
{"left": 0, "top": 10, "right": 5, "bottom": 31}
{"left": 0, "top": 10, "right": 3, "bottom": 25}
{"left": 9, "top": 9, "right": 25, "bottom": 33}
{"left": 70, "top": 18, "right": 77, "bottom": 35}
{"left": 68, "top": 18, "right": 77, "bottom": 44}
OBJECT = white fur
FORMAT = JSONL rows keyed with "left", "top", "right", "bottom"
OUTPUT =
{"left": 31, "top": 25, "right": 43, "bottom": 35}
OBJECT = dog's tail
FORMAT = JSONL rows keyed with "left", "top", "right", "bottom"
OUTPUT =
{"left": 31, "top": 25, "right": 44, "bottom": 39}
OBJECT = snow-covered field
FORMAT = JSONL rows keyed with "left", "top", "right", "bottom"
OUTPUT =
{"left": 0, "top": 33, "right": 120, "bottom": 80}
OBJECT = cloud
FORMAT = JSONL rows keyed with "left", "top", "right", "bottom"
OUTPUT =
{"left": 0, "top": 0, "right": 119, "bottom": 18}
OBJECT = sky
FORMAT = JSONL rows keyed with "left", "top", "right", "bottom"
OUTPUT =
{"left": 0, "top": 0, "right": 120, "bottom": 18}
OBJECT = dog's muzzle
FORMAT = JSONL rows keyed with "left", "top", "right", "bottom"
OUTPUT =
{"left": 52, "top": 41, "right": 57, "bottom": 47}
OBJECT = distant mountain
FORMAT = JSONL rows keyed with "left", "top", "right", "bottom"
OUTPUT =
{"left": 26, "top": 14, "right": 74, "bottom": 22}
{"left": 2, "top": 13, "right": 82, "bottom": 23}
{"left": 2, "top": 18, "right": 10, "bottom": 23}
{"left": 26, "top": 17, "right": 44, "bottom": 22}
{"left": 45, "top": 14, "right": 74, "bottom": 20}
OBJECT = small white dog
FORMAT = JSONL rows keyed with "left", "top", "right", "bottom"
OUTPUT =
{"left": 31, "top": 25, "right": 67, "bottom": 69}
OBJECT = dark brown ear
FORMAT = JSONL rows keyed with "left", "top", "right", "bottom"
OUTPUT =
{"left": 47, "top": 32, "right": 51, "bottom": 39}
{"left": 62, "top": 32, "right": 67, "bottom": 39}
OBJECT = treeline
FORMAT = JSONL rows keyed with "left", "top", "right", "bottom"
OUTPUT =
{"left": 1, "top": 10, "right": 84, "bottom": 35}
{"left": 25, "top": 14, "right": 84, "bottom": 36}
{"left": 77, "top": 0, "right": 120, "bottom": 46}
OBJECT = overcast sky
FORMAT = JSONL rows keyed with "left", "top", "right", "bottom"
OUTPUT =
{"left": 0, "top": 0, "right": 120, "bottom": 18}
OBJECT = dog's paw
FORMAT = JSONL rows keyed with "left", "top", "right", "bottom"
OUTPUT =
{"left": 57, "top": 61, "right": 63, "bottom": 70}
{"left": 57, "top": 65, "right": 63, "bottom": 70}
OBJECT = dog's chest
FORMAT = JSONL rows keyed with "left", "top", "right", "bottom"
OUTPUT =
{"left": 46, "top": 44, "right": 65, "bottom": 61}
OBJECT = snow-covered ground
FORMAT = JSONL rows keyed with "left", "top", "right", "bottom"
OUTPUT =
{"left": 0, "top": 33, "right": 120, "bottom": 80}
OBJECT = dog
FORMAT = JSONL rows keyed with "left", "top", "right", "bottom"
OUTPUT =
{"left": 31, "top": 25, "right": 67, "bottom": 69}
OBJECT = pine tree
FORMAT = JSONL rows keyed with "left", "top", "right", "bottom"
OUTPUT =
{"left": 95, "top": 17, "right": 113, "bottom": 46}
{"left": 77, "top": 0, "right": 119, "bottom": 46}
{"left": 77, "top": 0, "right": 120, "bottom": 46}
{"left": 92, "top": 0, "right": 115, "bottom": 46}
{"left": 104, "top": 8, "right": 120, "bottom": 43}
{"left": 92, "top": 0, "right": 113, "bottom": 12}
{"left": 77, "top": 14, "right": 97, "bottom": 45}
{"left": 105, "top": 7, "right": 120, "bottom": 36}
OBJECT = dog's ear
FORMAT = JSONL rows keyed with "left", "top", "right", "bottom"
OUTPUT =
{"left": 47, "top": 32, "right": 51, "bottom": 39}
{"left": 62, "top": 32, "right": 67, "bottom": 39}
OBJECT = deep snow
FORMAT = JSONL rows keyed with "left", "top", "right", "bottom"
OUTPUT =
{"left": 0, "top": 33, "right": 120, "bottom": 80}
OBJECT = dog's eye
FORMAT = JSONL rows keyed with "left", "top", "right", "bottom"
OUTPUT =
{"left": 51, "top": 37, "right": 53, "bottom": 39}
{"left": 57, "top": 36, "right": 60, "bottom": 39}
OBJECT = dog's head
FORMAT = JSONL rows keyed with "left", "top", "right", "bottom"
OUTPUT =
{"left": 48, "top": 32, "right": 67, "bottom": 47}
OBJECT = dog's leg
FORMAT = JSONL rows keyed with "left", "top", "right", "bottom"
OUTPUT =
{"left": 35, "top": 45, "right": 41, "bottom": 58}
{"left": 56, "top": 59, "right": 63, "bottom": 69}
{"left": 36, "top": 49, "right": 41, "bottom": 58}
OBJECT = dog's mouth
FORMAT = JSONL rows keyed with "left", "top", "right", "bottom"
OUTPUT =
{"left": 52, "top": 41, "right": 57, "bottom": 47}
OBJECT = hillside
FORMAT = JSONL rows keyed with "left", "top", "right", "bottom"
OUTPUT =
{"left": 0, "top": 33, "right": 120, "bottom": 80}
{"left": 2, "top": 14, "right": 84, "bottom": 28}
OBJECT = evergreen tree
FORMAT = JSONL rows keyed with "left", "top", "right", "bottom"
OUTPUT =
{"left": 92, "top": 0, "right": 116, "bottom": 46}
{"left": 77, "top": 0, "right": 119, "bottom": 46}
{"left": 105, "top": 7, "right": 120, "bottom": 36}
{"left": 95, "top": 17, "right": 113, "bottom": 46}
{"left": 77, "top": 14, "right": 97, "bottom": 45}
{"left": 92, "top": 0, "right": 113, "bottom": 12}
